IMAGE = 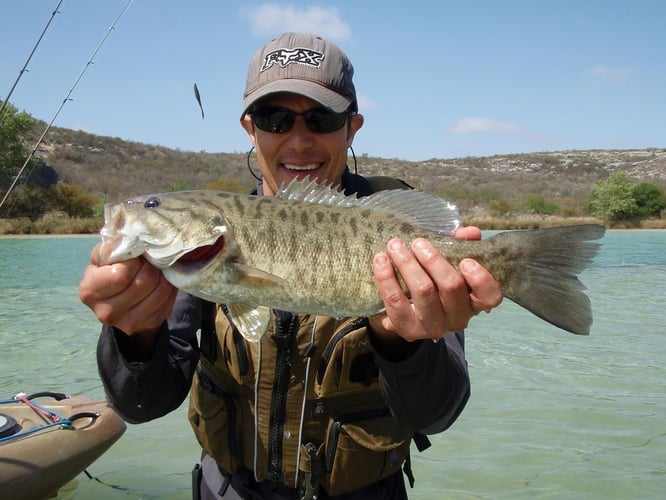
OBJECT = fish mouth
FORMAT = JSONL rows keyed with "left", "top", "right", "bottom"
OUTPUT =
{"left": 175, "top": 236, "right": 225, "bottom": 268}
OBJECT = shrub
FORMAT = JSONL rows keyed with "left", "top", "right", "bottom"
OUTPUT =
{"left": 589, "top": 172, "right": 638, "bottom": 221}
{"left": 632, "top": 182, "right": 666, "bottom": 218}
{"left": 524, "top": 195, "right": 560, "bottom": 215}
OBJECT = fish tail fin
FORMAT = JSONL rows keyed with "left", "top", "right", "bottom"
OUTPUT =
{"left": 492, "top": 224, "right": 605, "bottom": 335}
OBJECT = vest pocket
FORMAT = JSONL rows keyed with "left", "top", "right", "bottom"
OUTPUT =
{"left": 188, "top": 370, "right": 239, "bottom": 474}
{"left": 316, "top": 321, "right": 381, "bottom": 397}
{"left": 314, "top": 409, "right": 412, "bottom": 496}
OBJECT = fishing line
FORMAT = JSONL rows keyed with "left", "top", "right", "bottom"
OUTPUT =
{"left": 0, "top": 0, "right": 64, "bottom": 118}
{"left": 0, "top": 0, "right": 134, "bottom": 214}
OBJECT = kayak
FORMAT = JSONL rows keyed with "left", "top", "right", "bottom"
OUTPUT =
{"left": 0, "top": 392, "right": 126, "bottom": 500}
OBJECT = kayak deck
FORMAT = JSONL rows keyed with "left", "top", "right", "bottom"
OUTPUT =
{"left": 0, "top": 393, "right": 126, "bottom": 500}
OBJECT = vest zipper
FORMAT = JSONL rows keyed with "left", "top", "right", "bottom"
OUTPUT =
{"left": 268, "top": 310, "right": 299, "bottom": 481}
{"left": 316, "top": 317, "right": 368, "bottom": 386}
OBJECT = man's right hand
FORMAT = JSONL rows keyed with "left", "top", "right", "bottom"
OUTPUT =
{"left": 79, "top": 242, "right": 178, "bottom": 354}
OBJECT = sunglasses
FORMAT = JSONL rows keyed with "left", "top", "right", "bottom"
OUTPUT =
{"left": 250, "top": 106, "right": 350, "bottom": 134}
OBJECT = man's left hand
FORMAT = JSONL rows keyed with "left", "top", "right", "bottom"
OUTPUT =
{"left": 369, "top": 228, "right": 503, "bottom": 349}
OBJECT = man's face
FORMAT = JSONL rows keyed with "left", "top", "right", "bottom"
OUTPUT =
{"left": 241, "top": 93, "right": 363, "bottom": 196}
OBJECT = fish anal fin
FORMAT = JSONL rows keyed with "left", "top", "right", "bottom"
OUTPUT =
{"left": 227, "top": 303, "right": 271, "bottom": 342}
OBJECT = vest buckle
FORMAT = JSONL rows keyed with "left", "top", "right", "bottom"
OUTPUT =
{"left": 299, "top": 442, "right": 320, "bottom": 500}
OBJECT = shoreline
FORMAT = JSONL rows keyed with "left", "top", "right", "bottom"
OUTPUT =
{"left": 0, "top": 233, "right": 98, "bottom": 239}
{"left": 1, "top": 228, "right": 665, "bottom": 239}
{"left": 1, "top": 214, "right": 665, "bottom": 236}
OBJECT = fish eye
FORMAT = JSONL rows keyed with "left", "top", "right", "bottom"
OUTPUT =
{"left": 144, "top": 196, "right": 161, "bottom": 209}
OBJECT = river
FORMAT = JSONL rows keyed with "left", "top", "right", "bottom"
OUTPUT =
{"left": 0, "top": 231, "right": 664, "bottom": 499}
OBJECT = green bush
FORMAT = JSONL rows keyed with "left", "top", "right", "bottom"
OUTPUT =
{"left": 589, "top": 172, "right": 638, "bottom": 221}
{"left": 55, "top": 183, "right": 100, "bottom": 217}
{"left": 524, "top": 195, "right": 560, "bottom": 215}
{"left": 488, "top": 198, "right": 516, "bottom": 217}
{"left": 632, "top": 182, "right": 666, "bottom": 218}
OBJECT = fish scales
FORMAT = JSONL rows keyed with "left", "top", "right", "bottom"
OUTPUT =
{"left": 98, "top": 178, "right": 605, "bottom": 340}
{"left": 220, "top": 194, "right": 425, "bottom": 316}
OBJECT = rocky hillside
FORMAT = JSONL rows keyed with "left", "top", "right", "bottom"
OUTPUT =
{"left": 31, "top": 126, "right": 666, "bottom": 214}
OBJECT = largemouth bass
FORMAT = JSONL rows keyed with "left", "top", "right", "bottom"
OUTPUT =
{"left": 98, "top": 179, "right": 605, "bottom": 341}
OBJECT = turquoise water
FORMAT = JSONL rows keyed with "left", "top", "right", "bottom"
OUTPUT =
{"left": 1, "top": 231, "right": 664, "bottom": 499}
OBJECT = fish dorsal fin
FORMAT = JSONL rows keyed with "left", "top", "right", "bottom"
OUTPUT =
{"left": 276, "top": 177, "right": 357, "bottom": 206}
{"left": 276, "top": 177, "right": 460, "bottom": 235}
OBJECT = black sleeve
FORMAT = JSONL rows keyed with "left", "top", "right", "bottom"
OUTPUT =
{"left": 373, "top": 332, "right": 470, "bottom": 434}
{"left": 96, "top": 292, "right": 205, "bottom": 423}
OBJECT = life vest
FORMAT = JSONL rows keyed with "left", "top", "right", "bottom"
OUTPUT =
{"left": 188, "top": 176, "right": 421, "bottom": 496}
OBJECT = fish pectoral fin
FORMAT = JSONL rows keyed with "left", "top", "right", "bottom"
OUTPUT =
{"left": 227, "top": 303, "right": 271, "bottom": 342}
{"left": 232, "top": 263, "right": 286, "bottom": 287}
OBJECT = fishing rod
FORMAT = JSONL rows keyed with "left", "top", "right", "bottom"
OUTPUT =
{"left": 0, "top": 0, "right": 64, "bottom": 118}
{"left": 0, "top": 0, "right": 133, "bottom": 214}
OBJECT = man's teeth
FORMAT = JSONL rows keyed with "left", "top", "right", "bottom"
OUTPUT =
{"left": 284, "top": 164, "right": 320, "bottom": 171}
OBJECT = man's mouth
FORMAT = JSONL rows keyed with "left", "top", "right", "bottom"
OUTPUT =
{"left": 282, "top": 163, "right": 322, "bottom": 171}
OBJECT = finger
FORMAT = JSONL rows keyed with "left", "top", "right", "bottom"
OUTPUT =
{"left": 90, "top": 242, "right": 102, "bottom": 264}
{"left": 411, "top": 239, "right": 471, "bottom": 332}
{"left": 406, "top": 239, "right": 452, "bottom": 331}
{"left": 79, "top": 258, "right": 144, "bottom": 305}
{"left": 459, "top": 258, "right": 503, "bottom": 313}
{"left": 94, "top": 241, "right": 112, "bottom": 266}
{"left": 453, "top": 226, "right": 482, "bottom": 241}
{"left": 97, "top": 260, "right": 161, "bottom": 315}
{"left": 372, "top": 249, "right": 412, "bottom": 322}
{"left": 386, "top": 238, "right": 463, "bottom": 339}
{"left": 120, "top": 274, "right": 178, "bottom": 333}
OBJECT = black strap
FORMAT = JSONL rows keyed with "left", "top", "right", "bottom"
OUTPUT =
{"left": 366, "top": 176, "right": 413, "bottom": 192}
{"left": 412, "top": 431, "right": 432, "bottom": 452}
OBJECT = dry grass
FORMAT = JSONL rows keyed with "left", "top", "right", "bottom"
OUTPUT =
{"left": 464, "top": 215, "right": 604, "bottom": 230}
{"left": 0, "top": 216, "right": 102, "bottom": 235}
{"left": 638, "top": 219, "right": 666, "bottom": 229}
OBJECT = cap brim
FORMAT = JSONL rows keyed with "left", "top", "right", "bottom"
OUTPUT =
{"left": 242, "top": 79, "right": 352, "bottom": 117}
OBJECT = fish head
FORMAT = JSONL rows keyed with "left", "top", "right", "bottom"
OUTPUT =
{"left": 97, "top": 191, "right": 230, "bottom": 269}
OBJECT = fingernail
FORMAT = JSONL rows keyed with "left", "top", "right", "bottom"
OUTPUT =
{"left": 460, "top": 259, "right": 477, "bottom": 273}
{"left": 374, "top": 253, "right": 389, "bottom": 266}
{"left": 413, "top": 239, "right": 428, "bottom": 251}
{"left": 413, "top": 239, "right": 436, "bottom": 260}
{"left": 387, "top": 238, "right": 403, "bottom": 252}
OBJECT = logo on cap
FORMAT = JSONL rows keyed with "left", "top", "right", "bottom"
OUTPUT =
{"left": 260, "top": 47, "right": 325, "bottom": 72}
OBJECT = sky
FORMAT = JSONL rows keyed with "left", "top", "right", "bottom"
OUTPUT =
{"left": 1, "top": 0, "right": 664, "bottom": 161}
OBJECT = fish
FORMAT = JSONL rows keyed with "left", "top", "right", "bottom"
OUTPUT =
{"left": 97, "top": 178, "right": 605, "bottom": 342}
{"left": 193, "top": 82, "right": 204, "bottom": 119}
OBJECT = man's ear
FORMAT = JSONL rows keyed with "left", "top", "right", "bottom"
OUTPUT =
{"left": 347, "top": 113, "right": 364, "bottom": 147}
{"left": 241, "top": 115, "right": 256, "bottom": 145}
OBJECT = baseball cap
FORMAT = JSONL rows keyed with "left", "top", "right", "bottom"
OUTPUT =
{"left": 242, "top": 32, "right": 357, "bottom": 117}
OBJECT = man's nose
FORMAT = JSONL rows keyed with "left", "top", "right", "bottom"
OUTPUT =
{"left": 284, "top": 116, "right": 315, "bottom": 148}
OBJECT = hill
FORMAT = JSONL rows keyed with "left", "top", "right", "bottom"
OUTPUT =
{"left": 28, "top": 125, "right": 666, "bottom": 221}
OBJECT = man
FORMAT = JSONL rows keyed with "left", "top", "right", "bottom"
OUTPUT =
{"left": 80, "top": 32, "right": 502, "bottom": 499}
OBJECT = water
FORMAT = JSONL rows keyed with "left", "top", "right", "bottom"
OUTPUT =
{"left": 1, "top": 231, "right": 664, "bottom": 499}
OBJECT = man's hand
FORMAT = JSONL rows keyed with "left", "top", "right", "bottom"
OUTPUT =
{"left": 369, "top": 228, "right": 503, "bottom": 352}
{"left": 79, "top": 242, "right": 178, "bottom": 356}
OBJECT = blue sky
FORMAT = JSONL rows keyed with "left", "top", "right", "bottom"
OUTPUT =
{"left": 1, "top": 1, "right": 664, "bottom": 161}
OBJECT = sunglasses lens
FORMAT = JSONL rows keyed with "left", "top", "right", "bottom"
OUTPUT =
{"left": 252, "top": 107, "right": 348, "bottom": 134}
{"left": 252, "top": 108, "right": 295, "bottom": 133}
{"left": 304, "top": 109, "right": 348, "bottom": 133}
